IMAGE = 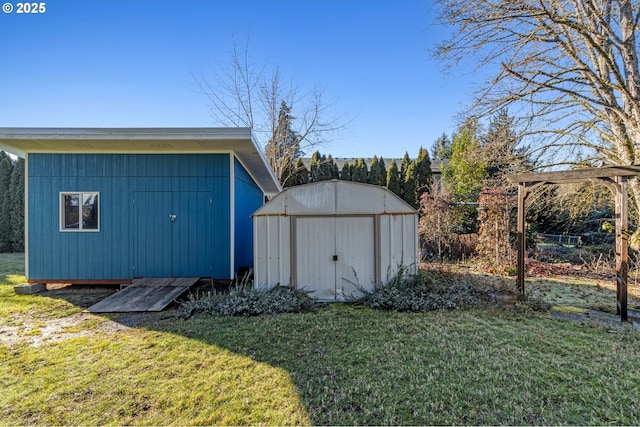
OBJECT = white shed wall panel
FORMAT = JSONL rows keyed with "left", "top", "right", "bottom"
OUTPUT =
{"left": 379, "top": 214, "right": 419, "bottom": 282}
{"left": 253, "top": 216, "right": 291, "bottom": 288}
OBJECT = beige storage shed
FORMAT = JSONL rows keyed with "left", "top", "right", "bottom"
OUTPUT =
{"left": 252, "top": 180, "right": 418, "bottom": 301}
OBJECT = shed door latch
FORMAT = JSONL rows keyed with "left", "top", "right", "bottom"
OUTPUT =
{"left": 169, "top": 214, "right": 177, "bottom": 223}
{"left": 333, "top": 255, "right": 338, "bottom": 261}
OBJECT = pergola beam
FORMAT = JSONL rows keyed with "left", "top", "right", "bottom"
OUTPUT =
{"left": 512, "top": 165, "right": 640, "bottom": 185}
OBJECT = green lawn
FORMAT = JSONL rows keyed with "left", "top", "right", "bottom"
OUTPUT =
{"left": 1, "top": 253, "right": 640, "bottom": 425}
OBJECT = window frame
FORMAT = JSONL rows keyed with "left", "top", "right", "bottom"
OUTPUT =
{"left": 59, "top": 192, "right": 101, "bottom": 232}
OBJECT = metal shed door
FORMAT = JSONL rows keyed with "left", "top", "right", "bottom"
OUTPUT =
{"left": 295, "top": 216, "right": 375, "bottom": 300}
{"left": 134, "top": 191, "right": 213, "bottom": 277}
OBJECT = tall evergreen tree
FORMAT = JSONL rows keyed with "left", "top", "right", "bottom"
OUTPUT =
{"left": 443, "top": 117, "right": 486, "bottom": 198}
{"left": 309, "top": 151, "right": 322, "bottom": 182}
{"left": 403, "top": 160, "right": 418, "bottom": 208}
{"left": 482, "top": 108, "right": 527, "bottom": 189}
{"left": 340, "top": 161, "right": 352, "bottom": 181}
{"left": 0, "top": 152, "right": 14, "bottom": 252}
{"left": 309, "top": 152, "right": 338, "bottom": 182}
{"left": 352, "top": 158, "right": 368, "bottom": 183}
{"left": 400, "top": 152, "right": 411, "bottom": 199}
{"left": 431, "top": 132, "right": 453, "bottom": 159}
{"left": 368, "top": 155, "right": 386, "bottom": 186}
{"left": 332, "top": 160, "right": 340, "bottom": 179}
{"left": 293, "top": 157, "right": 309, "bottom": 186}
{"left": 282, "top": 157, "right": 310, "bottom": 188}
{"left": 415, "top": 147, "right": 433, "bottom": 195}
{"left": 320, "top": 155, "right": 338, "bottom": 180}
{"left": 386, "top": 159, "right": 401, "bottom": 196}
{"left": 265, "top": 101, "right": 302, "bottom": 185}
{"left": 378, "top": 157, "right": 387, "bottom": 185}
{"left": 9, "top": 158, "right": 24, "bottom": 252}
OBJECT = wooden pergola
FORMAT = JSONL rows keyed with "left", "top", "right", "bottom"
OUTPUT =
{"left": 508, "top": 165, "right": 640, "bottom": 322}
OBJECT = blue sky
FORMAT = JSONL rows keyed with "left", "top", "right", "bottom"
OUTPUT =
{"left": 0, "top": 0, "right": 479, "bottom": 159}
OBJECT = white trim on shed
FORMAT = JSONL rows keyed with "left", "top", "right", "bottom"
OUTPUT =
{"left": 252, "top": 180, "right": 419, "bottom": 301}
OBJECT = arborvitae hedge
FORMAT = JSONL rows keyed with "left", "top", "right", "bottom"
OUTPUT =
{"left": 0, "top": 151, "right": 24, "bottom": 253}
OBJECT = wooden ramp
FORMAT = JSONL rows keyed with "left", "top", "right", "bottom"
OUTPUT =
{"left": 87, "top": 277, "right": 200, "bottom": 313}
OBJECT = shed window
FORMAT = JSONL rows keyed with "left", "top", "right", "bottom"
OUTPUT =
{"left": 60, "top": 192, "right": 99, "bottom": 231}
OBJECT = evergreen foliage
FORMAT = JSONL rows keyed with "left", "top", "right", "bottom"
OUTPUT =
{"left": 322, "top": 155, "right": 338, "bottom": 180}
{"left": 352, "top": 159, "right": 368, "bottom": 183}
{"left": 415, "top": 147, "right": 432, "bottom": 195}
{"left": 0, "top": 153, "right": 14, "bottom": 253}
{"left": 309, "top": 151, "right": 338, "bottom": 182}
{"left": 368, "top": 156, "right": 386, "bottom": 186}
{"left": 309, "top": 151, "right": 322, "bottom": 182}
{"left": 340, "top": 161, "right": 352, "bottom": 181}
{"left": 9, "top": 158, "right": 25, "bottom": 252}
{"left": 431, "top": 132, "right": 453, "bottom": 159}
{"left": 386, "top": 159, "right": 401, "bottom": 196}
{"left": 378, "top": 157, "right": 387, "bottom": 185}
{"left": 400, "top": 152, "right": 411, "bottom": 200}
{"left": 403, "top": 161, "right": 418, "bottom": 208}
{"left": 443, "top": 117, "right": 487, "bottom": 198}
{"left": 294, "top": 157, "right": 310, "bottom": 185}
{"left": 265, "top": 101, "right": 302, "bottom": 185}
{"left": 481, "top": 108, "right": 527, "bottom": 189}
{"left": 283, "top": 157, "right": 309, "bottom": 188}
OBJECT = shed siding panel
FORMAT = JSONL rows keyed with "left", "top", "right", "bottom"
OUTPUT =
{"left": 404, "top": 215, "right": 419, "bottom": 274}
{"left": 254, "top": 215, "right": 291, "bottom": 288}
{"left": 28, "top": 153, "right": 232, "bottom": 281}
{"left": 377, "top": 214, "right": 418, "bottom": 284}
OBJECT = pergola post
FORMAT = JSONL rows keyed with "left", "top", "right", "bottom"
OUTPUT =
{"left": 615, "top": 175, "right": 628, "bottom": 321}
{"left": 516, "top": 183, "right": 527, "bottom": 297}
{"left": 508, "top": 165, "right": 640, "bottom": 322}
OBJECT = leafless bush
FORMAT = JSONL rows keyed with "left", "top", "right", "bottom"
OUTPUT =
{"left": 419, "top": 188, "right": 478, "bottom": 261}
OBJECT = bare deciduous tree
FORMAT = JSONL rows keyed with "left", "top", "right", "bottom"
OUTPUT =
{"left": 435, "top": 0, "right": 640, "bottom": 245}
{"left": 194, "top": 36, "right": 345, "bottom": 184}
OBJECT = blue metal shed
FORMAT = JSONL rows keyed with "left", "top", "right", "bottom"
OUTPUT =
{"left": 0, "top": 128, "right": 280, "bottom": 283}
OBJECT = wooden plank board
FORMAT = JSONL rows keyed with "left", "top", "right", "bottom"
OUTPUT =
{"left": 170, "top": 277, "right": 201, "bottom": 287}
{"left": 87, "top": 277, "right": 200, "bottom": 313}
{"left": 131, "top": 277, "right": 176, "bottom": 287}
{"left": 146, "top": 286, "right": 193, "bottom": 311}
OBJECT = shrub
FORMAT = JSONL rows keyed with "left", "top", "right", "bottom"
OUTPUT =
{"left": 178, "top": 285, "right": 316, "bottom": 318}
{"left": 419, "top": 189, "right": 478, "bottom": 261}
{"left": 357, "top": 267, "right": 483, "bottom": 312}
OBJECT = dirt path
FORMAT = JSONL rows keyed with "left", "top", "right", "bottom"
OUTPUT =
{"left": 0, "top": 311, "right": 154, "bottom": 348}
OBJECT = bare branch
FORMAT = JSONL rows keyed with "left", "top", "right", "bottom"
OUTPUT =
{"left": 194, "top": 36, "right": 348, "bottom": 185}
